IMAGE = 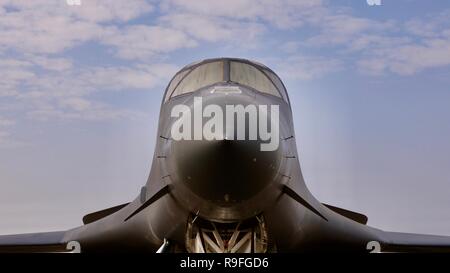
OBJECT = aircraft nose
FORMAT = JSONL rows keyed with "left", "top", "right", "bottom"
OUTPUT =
{"left": 168, "top": 137, "right": 282, "bottom": 203}
{"left": 166, "top": 92, "right": 283, "bottom": 204}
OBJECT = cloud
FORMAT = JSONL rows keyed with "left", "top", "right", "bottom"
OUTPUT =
{"left": 41, "top": 62, "right": 176, "bottom": 113}
{"left": 0, "top": 0, "right": 153, "bottom": 23}
{"left": 287, "top": 5, "right": 450, "bottom": 76}
{"left": 1, "top": 0, "right": 450, "bottom": 136}
{"left": 272, "top": 55, "right": 342, "bottom": 81}
{"left": 0, "top": 0, "right": 153, "bottom": 55}
{"left": 404, "top": 10, "right": 450, "bottom": 38}
{"left": 358, "top": 38, "right": 450, "bottom": 75}
{"left": 60, "top": 97, "right": 92, "bottom": 112}
{"left": 355, "top": 10, "right": 450, "bottom": 75}
{"left": 156, "top": 0, "right": 326, "bottom": 48}
{"left": 0, "top": 8, "right": 101, "bottom": 54}
{"left": 26, "top": 104, "right": 145, "bottom": 122}
{"left": 160, "top": 0, "right": 324, "bottom": 29}
{"left": 0, "top": 56, "right": 178, "bottom": 122}
{"left": 101, "top": 25, "right": 197, "bottom": 60}
{"left": 346, "top": 34, "right": 411, "bottom": 53}
{"left": 76, "top": 63, "right": 179, "bottom": 91}
{"left": 0, "top": 0, "right": 188, "bottom": 125}
{"left": 29, "top": 56, "right": 73, "bottom": 71}
{"left": 0, "top": 61, "right": 36, "bottom": 97}
{"left": 67, "top": 0, "right": 154, "bottom": 23}
{"left": 159, "top": 13, "right": 265, "bottom": 45}
{"left": 305, "top": 14, "right": 395, "bottom": 47}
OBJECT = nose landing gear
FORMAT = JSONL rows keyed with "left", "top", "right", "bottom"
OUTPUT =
{"left": 185, "top": 215, "right": 269, "bottom": 253}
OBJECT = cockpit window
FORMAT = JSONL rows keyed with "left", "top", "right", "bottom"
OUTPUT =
{"left": 164, "top": 59, "right": 288, "bottom": 103}
{"left": 262, "top": 69, "right": 288, "bottom": 102}
{"left": 165, "top": 69, "right": 190, "bottom": 101}
{"left": 169, "top": 61, "right": 223, "bottom": 99}
{"left": 230, "top": 62, "right": 281, "bottom": 98}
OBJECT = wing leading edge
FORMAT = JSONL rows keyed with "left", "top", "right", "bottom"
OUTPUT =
{"left": 0, "top": 231, "right": 69, "bottom": 253}
{"left": 377, "top": 230, "right": 450, "bottom": 253}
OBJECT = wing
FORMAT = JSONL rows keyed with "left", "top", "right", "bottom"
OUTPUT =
{"left": 378, "top": 231, "right": 450, "bottom": 253}
{"left": 0, "top": 231, "right": 70, "bottom": 253}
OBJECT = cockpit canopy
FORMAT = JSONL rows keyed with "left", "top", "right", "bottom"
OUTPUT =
{"left": 163, "top": 58, "right": 289, "bottom": 103}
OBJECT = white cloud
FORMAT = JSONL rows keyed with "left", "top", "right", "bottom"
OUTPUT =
{"left": 157, "top": 0, "right": 326, "bottom": 48}
{"left": 0, "top": 0, "right": 153, "bottom": 23}
{"left": 291, "top": 6, "right": 450, "bottom": 76}
{"left": 77, "top": 63, "right": 178, "bottom": 91}
{"left": 26, "top": 103, "right": 145, "bottom": 122}
{"left": 0, "top": 9, "right": 101, "bottom": 54}
{"left": 346, "top": 34, "right": 411, "bottom": 52}
{"left": 159, "top": 13, "right": 265, "bottom": 44}
{"left": 67, "top": 0, "right": 154, "bottom": 23}
{"left": 101, "top": 25, "right": 197, "bottom": 60}
{"left": 0, "top": 0, "right": 153, "bottom": 55}
{"left": 29, "top": 56, "right": 73, "bottom": 71}
{"left": 24, "top": 62, "right": 176, "bottom": 118}
{"left": 1, "top": 0, "right": 450, "bottom": 134}
{"left": 404, "top": 10, "right": 450, "bottom": 38}
{"left": 0, "top": 58, "right": 32, "bottom": 68}
{"left": 0, "top": 66, "right": 35, "bottom": 97}
{"left": 353, "top": 10, "right": 450, "bottom": 75}
{"left": 0, "top": 1, "right": 184, "bottom": 114}
{"left": 160, "top": 0, "right": 324, "bottom": 29}
{"left": 0, "top": 55, "right": 178, "bottom": 122}
{"left": 272, "top": 55, "right": 342, "bottom": 81}
{"left": 305, "top": 14, "right": 395, "bottom": 48}
{"left": 60, "top": 97, "right": 92, "bottom": 112}
{"left": 358, "top": 38, "right": 450, "bottom": 75}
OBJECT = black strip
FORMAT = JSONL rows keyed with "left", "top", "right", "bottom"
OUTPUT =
{"left": 282, "top": 186, "right": 328, "bottom": 221}
{"left": 83, "top": 203, "right": 129, "bottom": 224}
{"left": 223, "top": 60, "right": 230, "bottom": 82}
{"left": 124, "top": 185, "right": 171, "bottom": 222}
{"left": 323, "top": 203, "right": 368, "bottom": 224}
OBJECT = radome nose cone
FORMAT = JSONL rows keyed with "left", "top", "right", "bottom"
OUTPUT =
{"left": 166, "top": 89, "right": 283, "bottom": 204}
{"left": 168, "top": 137, "right": 283, "bottom": 203}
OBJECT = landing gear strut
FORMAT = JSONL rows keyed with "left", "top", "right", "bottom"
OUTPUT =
{"left": 185, "top": 215, "right": 269, "bottom": 253}
{"left": 156, "top": 238, "right": 171, "bottom": 253}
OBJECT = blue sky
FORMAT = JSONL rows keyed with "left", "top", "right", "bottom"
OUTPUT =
{"left": 1, "top": 0, "right": 450, "bottom": 235}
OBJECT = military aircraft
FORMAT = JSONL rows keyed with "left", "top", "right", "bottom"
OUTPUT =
{"left": 1, "top": 58, "right": 450, "bottom": 253}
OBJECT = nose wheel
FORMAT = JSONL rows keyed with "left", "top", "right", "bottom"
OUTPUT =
{"left": 185, "top": 215, "right": 269, "bottom": 253}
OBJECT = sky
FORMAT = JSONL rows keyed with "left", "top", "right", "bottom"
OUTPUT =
{"left": 1, "top": 0, "right": 450, "bottom": 236}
